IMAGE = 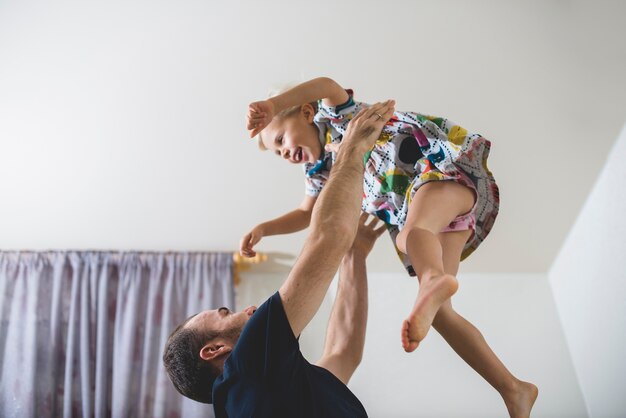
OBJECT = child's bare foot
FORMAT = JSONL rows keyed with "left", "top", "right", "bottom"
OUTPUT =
{"left": 503, "top": 380, "right": 538, "bottom": 418}
{"left": 401, "top": 273, "right": 458, "bottom": 352}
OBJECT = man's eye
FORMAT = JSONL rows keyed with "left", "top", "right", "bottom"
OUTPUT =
{"left": 277, "top": 137, "right": 283, "bottom": 145}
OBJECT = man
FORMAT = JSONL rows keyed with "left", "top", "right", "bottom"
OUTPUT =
{"left": 163, "top": 100, "right": 395, "bottom": 417}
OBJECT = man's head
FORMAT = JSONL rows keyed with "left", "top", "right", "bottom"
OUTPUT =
{"left": 258, "top": 102, "right": 322, "bottom": 164}
{"left": 163, "top": 305, "right": 256, "bottom": 403}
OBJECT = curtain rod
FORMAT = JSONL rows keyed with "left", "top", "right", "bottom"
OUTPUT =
{"left": 0, "top": 250, "right": 268, "bottom": 287}
{"left": 232, "top": 252, "right": 268, "bottom": 286}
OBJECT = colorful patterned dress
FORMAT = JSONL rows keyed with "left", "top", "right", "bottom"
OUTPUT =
{"left": 304, "top": 91, "right": 500, "bottom": 276}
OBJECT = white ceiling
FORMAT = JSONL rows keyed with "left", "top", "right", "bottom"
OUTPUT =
{"left": 0, "top": 0, "right": 624, "bottom": 273}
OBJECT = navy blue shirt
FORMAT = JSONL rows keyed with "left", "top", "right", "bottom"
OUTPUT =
{"left": 212, "top": 292, "right": 368, "bottom": 418}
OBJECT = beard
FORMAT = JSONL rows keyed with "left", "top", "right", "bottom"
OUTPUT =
{"left": 222, "top": 321, "right": 246, "bottom": 345}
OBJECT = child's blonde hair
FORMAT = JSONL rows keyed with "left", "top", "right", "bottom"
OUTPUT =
{"left": 256, "top": 83, "right": 318, "bottom": 151}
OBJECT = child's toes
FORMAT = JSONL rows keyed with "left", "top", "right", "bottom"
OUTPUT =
{"left": 401, "top": 320, "right": 410, "bottom": 348}
{"left": 401, "top": 320, "right": 419, "bottom": 353}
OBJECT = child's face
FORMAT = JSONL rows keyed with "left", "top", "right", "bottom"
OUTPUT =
{"left": 260, "top": 104, "right": 322, "bottom": 164}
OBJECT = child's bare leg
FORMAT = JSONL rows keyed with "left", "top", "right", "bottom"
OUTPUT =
{"left": 434, "top": 230, "right": 538, "bottom": 418}
{"left": 395, "top": 181, "right": 474, "bottom": 352}
{"left": 435, "top": 304, "right": 538, "bottom": 417}
{"left": 399, "top": 228, "right": 459, "bottom": 352}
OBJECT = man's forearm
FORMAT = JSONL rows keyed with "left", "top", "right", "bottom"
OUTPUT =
{"left": 309, "top": 142, "right": 366, "bottom": 251}
{"left": 278, "top": 143, "right": 366, "bottom": 337}
{"left": 322, "top": 251, "right": 368, "bottom": 363}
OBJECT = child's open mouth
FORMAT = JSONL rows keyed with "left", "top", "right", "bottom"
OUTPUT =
{"left": 294, "top": 147, "right": 303, "bottom": 163}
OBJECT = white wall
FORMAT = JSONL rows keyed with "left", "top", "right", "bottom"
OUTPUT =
{"left": 549, "top": 124, "right": 626, "bottom": 418}
{"left": 238, "top": 271, "right": 587, "bottom": 418}
{"left": 1, "top": 0, "right": 625, "bottom": 273}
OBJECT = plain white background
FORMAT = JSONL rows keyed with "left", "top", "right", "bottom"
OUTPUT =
{"left": 1, "top": 0, "right": 625, "bottom": 273}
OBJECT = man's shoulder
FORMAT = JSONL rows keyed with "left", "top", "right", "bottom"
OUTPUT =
{"left": 212, "top": 373, "right": 271, "bottom": 418}
{"left": 221, "top": 291, "right": 300, "bottom": 376}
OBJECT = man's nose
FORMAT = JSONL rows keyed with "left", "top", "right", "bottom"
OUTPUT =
{"left": 244, "top": 306, "right": 257, "bottom": 316}
{"left": 282, "top": 149, "right": 290, "bottom": 159}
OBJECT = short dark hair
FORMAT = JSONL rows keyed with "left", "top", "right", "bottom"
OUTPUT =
{"left": 163, "top": 317, "right": 222, "bottom": 404}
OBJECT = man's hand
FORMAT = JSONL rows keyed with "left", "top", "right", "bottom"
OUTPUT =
{"left": 347, "top": 213, "right": 387, "bottom": 259}
{"left": 247, "top": 100, "right": 276, "bottom": 137}
{"left": 328, "top": 100, "right": 395, "bottom": 154}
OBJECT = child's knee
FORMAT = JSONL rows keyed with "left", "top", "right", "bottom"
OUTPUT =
{"left": 395, "top": 227, "right": 412, "bottom": 254}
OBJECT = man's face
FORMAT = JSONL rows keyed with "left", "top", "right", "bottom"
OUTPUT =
{"left": 185, "top": 305, "right": 257, "bottom": 337}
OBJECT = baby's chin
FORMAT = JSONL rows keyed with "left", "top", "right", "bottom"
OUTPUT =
{"left": 307, "top": 149, "right": 324, "bottom": 163}
{"left": 313, "top": 146, "right": 325, "bottom": 161}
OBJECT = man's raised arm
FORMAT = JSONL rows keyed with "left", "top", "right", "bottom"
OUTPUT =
{"left": 316, "top": 213, "right": 386, "bottom": 385}
{"left": 279, "top": 100, "right": 395, "bottom": 337}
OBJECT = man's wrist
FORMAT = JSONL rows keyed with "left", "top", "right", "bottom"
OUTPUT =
{"left": 343, "top": 138, "right": 373, "bottom": 157}
{"left": 343, "top": 250, "right": 368, "bottom": 264}
{"left": 335, "top": 142, "right": 371, "bottom": 168}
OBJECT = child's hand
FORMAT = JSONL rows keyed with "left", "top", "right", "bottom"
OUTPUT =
{"left": 247, "top": 100, "right": 276, "bottom": 137}
{"left": 239, "top": 225, "right": 265, "bottom": 258}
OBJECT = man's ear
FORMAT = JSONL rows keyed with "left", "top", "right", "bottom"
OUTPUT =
{"left": 199, "top": 342, "right": 231, "bottom": 362}
{"left": 301, "top": 103, "right": 316, "bottom": 123}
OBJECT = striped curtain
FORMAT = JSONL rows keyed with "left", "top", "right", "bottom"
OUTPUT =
{"left": 0, "top": 251, "right": 234, "bottom": 418}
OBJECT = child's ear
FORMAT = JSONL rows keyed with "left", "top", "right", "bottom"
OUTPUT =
{"left": 301, "top": 103, "right": 316, "bottom": 123}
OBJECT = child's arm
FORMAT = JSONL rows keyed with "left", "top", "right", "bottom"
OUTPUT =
{"left": 239, "top": 195, "right": 317, "bottom": 257}
{"left": 270, "top": 77, "right": 349, "bottom": 111}
{"left": 248, "top": 77, "right": 350, "bottom": 137}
